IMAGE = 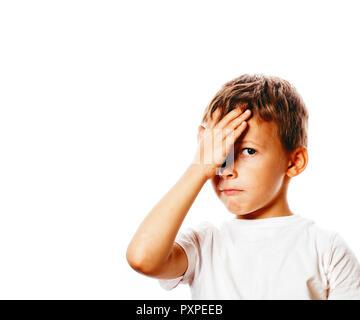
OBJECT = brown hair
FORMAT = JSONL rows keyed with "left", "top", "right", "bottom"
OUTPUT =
{"left": 201, "top": 74, "right": 309, "bottom": 154}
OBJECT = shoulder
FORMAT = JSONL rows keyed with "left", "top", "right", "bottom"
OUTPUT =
{"left": 310, "top": 221, "right": 337, "bottom": 241}
{"left": 295, "top": 215, "right": 337, "bottom": 245}
{"left": 177, "top": 220, "right": 218, "bottom": 243}
{"left": 179, "top": 221, "right": 217, "bottom": 237}
{"left": 299, "top": 218, "right": 352, "bottom": 268}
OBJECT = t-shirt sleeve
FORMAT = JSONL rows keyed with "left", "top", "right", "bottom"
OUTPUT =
{"left": 158, "top": 222, "right": 211, "bottom": 291}
{"left": 327, "top": 233, "right": 360, "bottom": 300}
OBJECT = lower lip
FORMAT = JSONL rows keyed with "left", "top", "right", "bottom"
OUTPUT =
{"left": 222, "top": 190, "right": 242, "bottom": 195}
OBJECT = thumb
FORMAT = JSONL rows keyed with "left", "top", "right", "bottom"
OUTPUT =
{"left": 197, "top": 125, "right": 206, "bottom": 143}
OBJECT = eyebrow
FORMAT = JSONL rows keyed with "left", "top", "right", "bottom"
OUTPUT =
{"left": 236, "top": 139, "right": 264, "bottom": 148}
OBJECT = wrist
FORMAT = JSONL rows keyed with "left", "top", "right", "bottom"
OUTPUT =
{"left": 188, "top": 163, "right": 216, "bottom": 181}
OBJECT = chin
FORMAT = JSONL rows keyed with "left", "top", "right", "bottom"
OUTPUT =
{"left": 233, "top": 212, "right": 250, "bottom": 217}
{"left": 226, "top": 207, "right": 249, "bottom": 216}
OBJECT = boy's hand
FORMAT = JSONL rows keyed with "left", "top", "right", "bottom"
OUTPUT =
{"left": 191, "top": 107, "right": 251, "bottom": 180}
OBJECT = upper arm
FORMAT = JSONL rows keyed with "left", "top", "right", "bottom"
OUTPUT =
{"left": 327, "top": 233, "right": 360, "bottom": 299}
{"left": 151, "top": 242, "right": 188, "bottom": 279}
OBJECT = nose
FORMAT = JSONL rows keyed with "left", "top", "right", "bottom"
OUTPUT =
{"left": 217, "top": 160, "right": 238, "bottom": 178}
{"left": 217, "top": 148, "right": 238, "bottom": 177}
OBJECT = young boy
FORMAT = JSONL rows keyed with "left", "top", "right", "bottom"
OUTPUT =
{"left": 126, "top": 74, "right": 360, "bottom": 299}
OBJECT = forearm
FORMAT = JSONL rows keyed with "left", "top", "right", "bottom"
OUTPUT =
{"left": 126, "top": 164, "right": 208, "bottom": 273}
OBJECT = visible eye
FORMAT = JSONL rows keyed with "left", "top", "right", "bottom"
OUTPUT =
{"left": 241, "top": 148, "right": 256, "bottom": 156}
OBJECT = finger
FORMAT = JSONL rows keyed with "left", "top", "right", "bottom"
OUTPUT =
{"left": 215, "top": 108, "right": 246, "bottom": 129}
{"left": 207, "top": 108, "right": 222, "bottom": 129}
{"left": 224, "top": 121, "right": 248, "bottom": 147}
{"left": 234, "top": 121, "right": 248, "bottom": 138}
{"left": 197, "top": 125, "right": 205, "bottom": 142}
{"left": 227, "top": 109, "right": 251, "bottom": 130}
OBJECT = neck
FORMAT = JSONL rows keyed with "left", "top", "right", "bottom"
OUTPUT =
{"left": 236, "top": 184, "right": 292, "bottom": 220}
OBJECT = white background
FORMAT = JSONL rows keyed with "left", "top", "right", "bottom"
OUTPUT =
{"left": 0, "top": 0, "right": 359, "bottom": 299}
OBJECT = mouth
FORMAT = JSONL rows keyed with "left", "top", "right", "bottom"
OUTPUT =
{"left": 220, "top": 189, "right": 243, "bottom": 196}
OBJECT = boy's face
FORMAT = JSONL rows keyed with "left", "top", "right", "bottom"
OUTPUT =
{"left": 211, "top": 114, "right": 291, "bottom": 218}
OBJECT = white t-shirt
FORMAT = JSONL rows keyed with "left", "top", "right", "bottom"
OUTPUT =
{"left": 159, "top": 214, "right": 360, "bottom": 299}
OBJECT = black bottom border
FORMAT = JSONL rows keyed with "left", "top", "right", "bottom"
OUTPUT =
{"left": 0, "top": 299, "right": 358, "bottom": 318}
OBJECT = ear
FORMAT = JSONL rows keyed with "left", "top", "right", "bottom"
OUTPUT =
{"left": 197, "top": 125, "right": 206, "bottom": 143}
{"left": 286, "top": 147, "right": 308, "bottom": 178}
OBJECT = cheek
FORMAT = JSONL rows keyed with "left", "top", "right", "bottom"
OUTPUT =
{"left": 239, "top": 159, "right": 283, "bottom": 190}
{"left": 211, "top": 177, "right": 221, "bottom": 196}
